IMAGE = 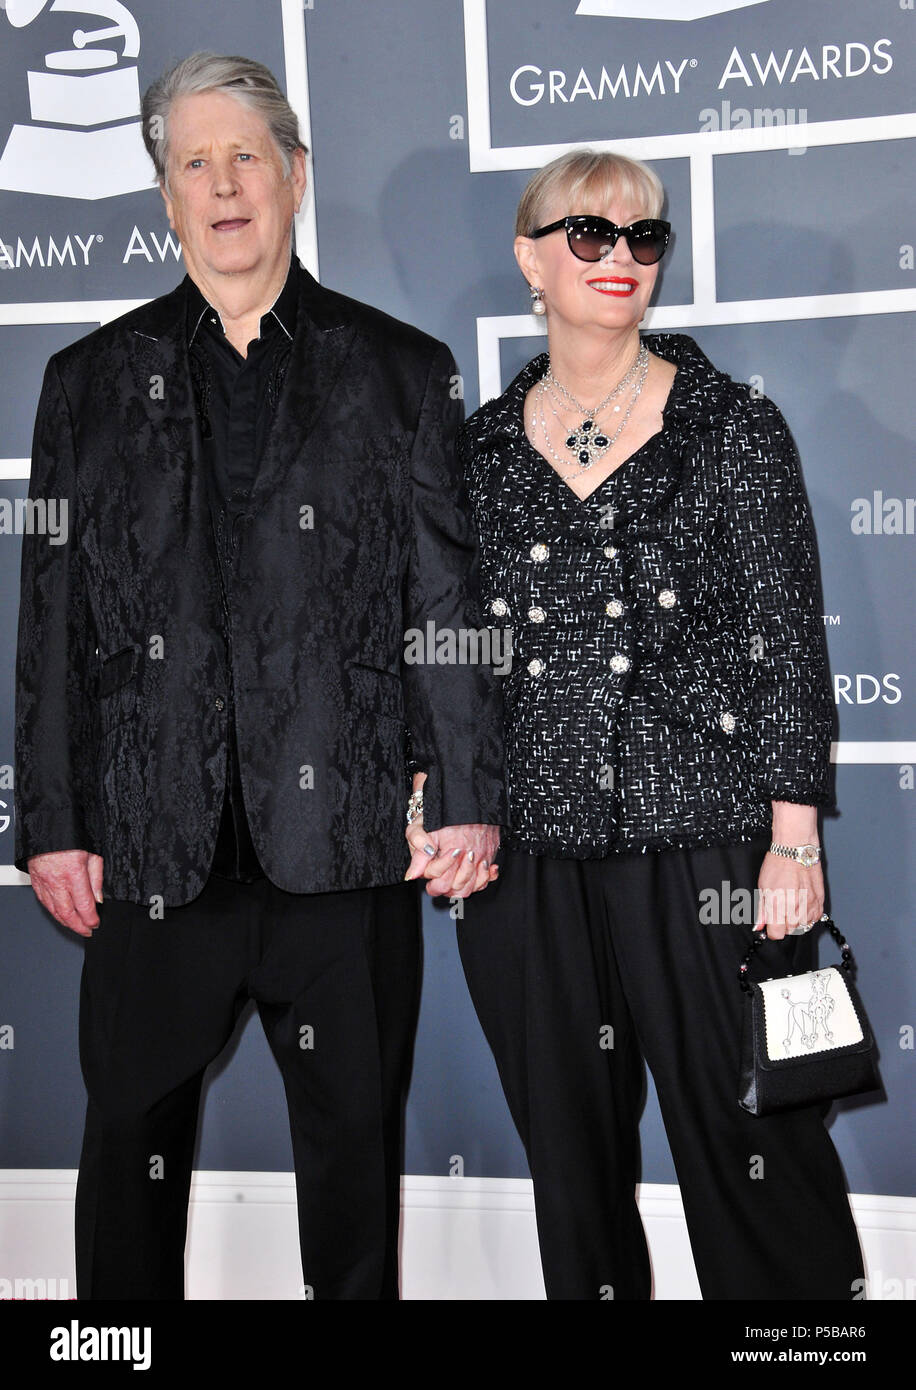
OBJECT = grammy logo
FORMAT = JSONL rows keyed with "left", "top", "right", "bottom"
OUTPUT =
{"left": 0, "top": 0, "right": 156, "bottom": 200}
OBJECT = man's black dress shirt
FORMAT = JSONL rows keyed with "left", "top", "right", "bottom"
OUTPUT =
{"left": 187, "top": 259, "right": 298, "bottom": 881}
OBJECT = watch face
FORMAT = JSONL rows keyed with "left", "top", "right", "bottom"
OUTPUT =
{"left": 799, "top": 848, "right": 818, "bottom": 867}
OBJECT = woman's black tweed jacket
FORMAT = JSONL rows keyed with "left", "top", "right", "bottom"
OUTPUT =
{"left": 459, "top": 332, "right": 835, "bottom": 857}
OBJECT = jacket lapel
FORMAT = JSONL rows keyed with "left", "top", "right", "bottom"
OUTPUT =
{"left": 247, "top": 264, "right": 357, "bottom": 512}
{"left": 125, "top": 280, "right": 214, "bottom": 547}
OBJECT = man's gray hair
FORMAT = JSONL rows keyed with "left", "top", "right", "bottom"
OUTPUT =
{"left": 141, "top": 52, "right": 308, "bottom": 190}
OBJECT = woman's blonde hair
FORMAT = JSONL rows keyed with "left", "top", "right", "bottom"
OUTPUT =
{"left": 515, "top": 149, "right": 664, "bottom": 237}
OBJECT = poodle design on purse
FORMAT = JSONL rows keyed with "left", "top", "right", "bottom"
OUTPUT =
{"left": 781, "top": 971, "right": 835, "bottom": 1052}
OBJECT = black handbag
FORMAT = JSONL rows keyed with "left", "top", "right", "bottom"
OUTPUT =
{"left": 737, "top": 915, "right": 881, "bottom": 1116}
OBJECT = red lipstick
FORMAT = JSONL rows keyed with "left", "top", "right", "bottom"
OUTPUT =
{"left": 586, "top": 276, "right": 638, "bottom": 297}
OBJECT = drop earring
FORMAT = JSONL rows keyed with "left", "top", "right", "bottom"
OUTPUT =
{"left": 529, "top": 285, "right": 546, "bottom": 316}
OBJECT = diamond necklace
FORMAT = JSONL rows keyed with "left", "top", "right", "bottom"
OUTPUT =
{"left": 544, "top": 342, "right": 647, "bottom": 421}
{"left": 533, "top": 343, "right": 649, "bottom": 477}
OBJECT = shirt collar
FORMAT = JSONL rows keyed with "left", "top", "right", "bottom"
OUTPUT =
{"left": 186, "top": 255, "right": 299, "bottom": 347}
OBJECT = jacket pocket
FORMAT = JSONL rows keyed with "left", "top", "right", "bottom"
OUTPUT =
{"left": 98, "top": 644, "right": 140, "bottom": 731}
{"left": 344, "top": 660, "right": 406, "bottom": 724}
{"left": 640, "top": 658, "right": 749, "bottom": 744}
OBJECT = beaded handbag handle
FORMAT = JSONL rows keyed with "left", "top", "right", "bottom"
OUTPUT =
{"left": 738, "top": 914, "right": 854, "bottom": 993}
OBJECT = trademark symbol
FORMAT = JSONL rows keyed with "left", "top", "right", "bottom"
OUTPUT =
{"left": 95, "top": 234, "right": 103, "bottom": 243}
{"left": 689, "top": 58, "right": 698, "bottom": 67}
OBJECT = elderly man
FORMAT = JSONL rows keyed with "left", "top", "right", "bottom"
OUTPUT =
{"left": 15, "top": 53, "right": 505, "bottom": 1300}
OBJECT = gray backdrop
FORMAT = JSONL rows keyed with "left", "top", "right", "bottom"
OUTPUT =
{"left": 0, "top": 0, "right": 912, "bottom": 1199}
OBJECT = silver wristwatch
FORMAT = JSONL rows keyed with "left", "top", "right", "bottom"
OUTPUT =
{"left": 768, "top": 843, "right": 821, "bottom": 868}
{"left": 406, "top": 791, "right": 424, "bottom": 825}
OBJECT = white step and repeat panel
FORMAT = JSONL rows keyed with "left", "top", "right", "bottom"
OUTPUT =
{"left": 0, "top": 0, "right": 913, "bottom": 1298}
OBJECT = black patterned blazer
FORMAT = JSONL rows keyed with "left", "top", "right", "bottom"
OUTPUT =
{"left": 15, "top": 262, "right": 506, "bottom": 904}
{"left": 461, "top": 333, "right": 835, "bottom": 857}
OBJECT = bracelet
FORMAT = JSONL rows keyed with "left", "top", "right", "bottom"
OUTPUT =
{"left": 406, "top": 791, "right": 424, "bottom": 825}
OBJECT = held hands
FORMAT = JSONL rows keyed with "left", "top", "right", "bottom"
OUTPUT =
{"left": 405, "top": 821, "right": 500, "bottom": 897}
{"left": 27, "top": 849, "right": 104, "bottom": 937}
{"left": 404, "top": 773, "right": 500, "bottom": 897}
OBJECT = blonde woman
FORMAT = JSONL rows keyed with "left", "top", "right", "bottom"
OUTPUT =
{"left": 457, "top": 149, "right": 863, "bottom": 1300}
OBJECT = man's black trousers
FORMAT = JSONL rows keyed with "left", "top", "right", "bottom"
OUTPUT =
{"left": 75, "top": 872, "right": 421, "bottom": 1300}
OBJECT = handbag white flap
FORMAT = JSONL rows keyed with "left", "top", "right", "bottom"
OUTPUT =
{"left": 759, "top": 967, "right": 864, "bottom": 1060}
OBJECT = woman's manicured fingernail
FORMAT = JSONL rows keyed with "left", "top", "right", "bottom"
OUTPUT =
{"left": 481, "top": 860, "right": 488, "bottom": 869}
{"left": 467, "top": 850, "right": 474, "bottom": 861}
{"left": 451, "top": 848, "right": 461, "bottom": 858}
{"left": 423, "top": 844, "right": 435, "bottom": 856}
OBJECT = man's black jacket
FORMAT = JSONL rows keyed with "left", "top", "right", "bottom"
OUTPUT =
{"left": 15, "top": 262, "right": 506, "bottom": 904}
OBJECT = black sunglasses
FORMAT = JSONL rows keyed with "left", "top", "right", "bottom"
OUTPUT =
{"left": 531, "top": 215, "right": 671, "bottom": 266}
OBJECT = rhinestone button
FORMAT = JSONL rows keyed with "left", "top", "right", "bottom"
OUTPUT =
{"left": 528, "top": 606, "right": 546, "bottom": 623}
{"left": 530, "top": 542, "right": 549, "bottom": 562}
{"left": 658, "top": 588, "right": 677, "bottom": 609}
{"left": 605, "top": 599, "right": 624, "bottom": 618}
{"left": 490, "top": 597, "right": 509, "bottom": 617}
{"left": 720, "top": 711, "right": 736, "bottom": 734}
{"left": 609, "top": 653, "right": 630, "bottom": 674}
{"left": 527, "top": 658, "right": 545, "bottom": 676}
{"left": 214, "top": 696, "right": 226, "bottom": 711}
{"left": 603, "top": 544, "right": 618, "bottom": 559}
